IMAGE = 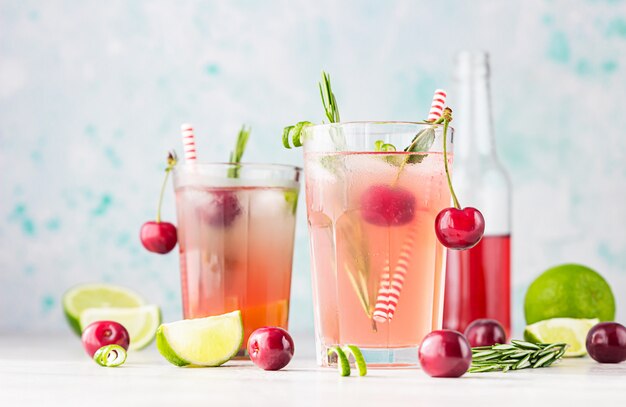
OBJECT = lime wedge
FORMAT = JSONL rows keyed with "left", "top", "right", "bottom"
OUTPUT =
{"left": 93, "top": 345, "right": 127, "bottom": 367}
{"left": 284, "top": 189, "right": 299, "bottom": 215}
{"left": 343, "top": 345, "right": 367, "bottom": 376}
{"left": 62, "top": 283, "right": 146, "bottom": 336}
{"left": 524, "top": 317, "right": 599, "bottom": 357}
{"left": 328, "top": 346, "right": 350, "bottom": 376}
{"left": 80, "top": 305, "right": 161, "bottom": 350}
{"left": 156, "top": 311, "right": 243, "bottom": 367}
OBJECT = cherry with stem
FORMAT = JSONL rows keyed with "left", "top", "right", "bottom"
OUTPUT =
{"left": 435, "top": 108, "right": 485, "bottom": 250}
{"left": 140, "top": 151, "right": 178, "bottom": 254}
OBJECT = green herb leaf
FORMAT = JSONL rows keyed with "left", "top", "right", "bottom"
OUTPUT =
{"left": 228, "top": 125, "right": 251, "bottom": 178}
{"left": 404, "top": 127, "right": 435, "bottom": 164}
{"left": 470, "top": 341, "right": 568, "bottom": 373}
{"left": 319, "top": 71, "right": 340, "bottom": 123}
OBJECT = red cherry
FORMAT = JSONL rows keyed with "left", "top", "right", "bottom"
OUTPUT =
{"left": 140, "top": 221, "right": 177, "bottom": 254}
{"left": 199, "top": 191, "right": 241, "bottom": 227}
{"left": 435, "top": 207, "right": 485, "bottom": 249}
{"left": 418, "top": 330, "right": 472, "bottom": 378}
{"left": 586, "top": 322, "right": 626, "bottom": 363}
{"left": 360, "top": 185, "right": 415, "bottom": 226}
{"left": 247, "top": 327, "right": 295, "bottom": 371}
{"left": 81, "top": 321, "right": 130, "bottom": 357}
{"left": 464, "top": 319, "right": 507, "bottom": 347}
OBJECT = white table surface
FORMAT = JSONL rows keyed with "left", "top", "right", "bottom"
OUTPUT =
{"left": 1, "top": 333, "right": 625, "bottom": 407}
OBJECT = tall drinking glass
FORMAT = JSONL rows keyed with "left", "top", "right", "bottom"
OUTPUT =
{"left": 302, "top": 122, "right": 453, "bottom": 367}
{"left": 173, "top": 163, "right": 301, "bottom": 353}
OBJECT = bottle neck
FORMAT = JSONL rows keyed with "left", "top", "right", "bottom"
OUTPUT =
{"left": 453, "top": 53, "right": 497, "bottom": 160}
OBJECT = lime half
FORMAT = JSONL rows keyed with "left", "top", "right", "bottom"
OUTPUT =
{"left": 156, "top": 311, "right": 243, "bottom": 367}
{"left": 63, "top": 284, "right": 146, "bottom": 336}
{"left": 524, "top": 317, "right": 599, "bottom": 357}
{"left": 80, "top": 305, "right": 161, "bottom": 350}
{"left": 524, "top": 264, "right": 615, "bottom": 324}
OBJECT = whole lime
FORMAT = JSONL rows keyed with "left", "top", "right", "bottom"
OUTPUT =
{"left": 524, "top": 264, "right": 615, "bottom": 324}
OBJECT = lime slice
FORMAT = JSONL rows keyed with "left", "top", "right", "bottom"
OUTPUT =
{"left": 343, "top": 345, "right": 367, "bottom": 376}
{"left": 524, "top": 317, "right": 599, "bottom": 357}
{"left": 156, "top": 311, "right": 243, "bottom": 367}
{"left": 80, "top": 305, "right": 161, "bottom": 350}
{"left": 63, "top": 283, "right": 146, "bottom": 336}
{"left": 93, "top": 345, "right": 127, "bottom": 367}
{"left": 284, "top": 189, "right": 299, "bottom": 215}
{"left": 328, "top": 346, "right": 350, "bottom": 376}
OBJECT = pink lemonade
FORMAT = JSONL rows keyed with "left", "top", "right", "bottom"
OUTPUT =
{"left": 173, "top": 164, "right": 300, "bottom": 351}
{"left": 304, "top": 147, "right": 451, "bottom": 366}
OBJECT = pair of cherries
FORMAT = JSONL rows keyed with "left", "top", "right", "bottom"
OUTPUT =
{"left": 419, "top": 319, "right": 506, "bottom": 378}
{"left": 360, "top": 184, "right": 485, "bottom": 250}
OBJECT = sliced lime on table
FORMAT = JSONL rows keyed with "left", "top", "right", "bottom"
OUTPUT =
{"left": 80, "top": 305, "right": 161, "bottom": 350}
{"left": 524, "top": 317, "right": 599, "bottom": 357}
{"left": 156, "top": 310, "right": 243, "bottom": 367}
{"left": 63, "top": 283, "right": 146, "bottom": 336}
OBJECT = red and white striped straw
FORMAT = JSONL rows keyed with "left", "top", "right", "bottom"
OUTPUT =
{"left": 180, "top": 123, "right": 197, "bottom": 163}
{"left": 427, "top": 89, "right": 447, "bottom": 122}
{"left": 372, "top": 228, "right": 417, "bottom": 323}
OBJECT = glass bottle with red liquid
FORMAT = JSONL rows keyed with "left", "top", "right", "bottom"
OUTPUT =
{"left": 443, "top": 51, "right": 512, "bottom": 336}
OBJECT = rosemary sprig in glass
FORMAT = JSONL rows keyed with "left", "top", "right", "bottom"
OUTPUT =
{"left": 227, "top": 125, "right": 251, "bottom": 178}
{"left": 469, "top": 340, "right": 568, "bottom": 373}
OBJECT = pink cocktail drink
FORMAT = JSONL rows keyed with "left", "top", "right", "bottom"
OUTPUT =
{"left": 303, "top": 122, "right": 452, "bottom": 366}
{"left": 173, "top": 163, "right": 300, "bottom": 350}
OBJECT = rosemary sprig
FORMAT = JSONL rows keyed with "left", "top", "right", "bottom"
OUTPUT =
{"left": 337, "top": 212, "right": 375, "bottom": 327}
{"left": 469, "top": 340, "right": 568, "bottom": 373}
{"left": 319, "top": 71, "right": 340, "bottom": 123}
{"left": 228, "top": 125, "right": 251, "bottom": 178}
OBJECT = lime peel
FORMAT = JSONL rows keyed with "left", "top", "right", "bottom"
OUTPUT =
{"left": 342, "top": 345, "right": 367, "bottom": 376}
{"left": 93, "top": 345, "right": 127, "bottom": 367}
{"left": 328, "top": 346, "right": 351, "bottom": 376}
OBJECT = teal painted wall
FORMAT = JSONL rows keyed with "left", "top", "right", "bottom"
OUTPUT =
{"left": 1, "top": 0, "right": 625, "bottom": 336}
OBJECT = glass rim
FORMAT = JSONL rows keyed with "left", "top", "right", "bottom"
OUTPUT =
{"left": 303, "top": 120, "right": 452, "bottom": 130}
{"left": 173, "top": 162, "right": 302, "bottom": 173}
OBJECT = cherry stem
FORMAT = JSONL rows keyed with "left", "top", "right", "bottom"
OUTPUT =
{"left": 156, "top": 153, "right": 177, "bottom": 223}
{"left": 156, "top": 168, "right": 171, "bottom": 223}
{"left": 442, "top": 116, "right": 461, "bottom": 209}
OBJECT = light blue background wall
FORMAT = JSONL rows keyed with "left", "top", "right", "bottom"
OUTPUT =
{"left": 1, "top": 0, "right": 625, "bottom": 336}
